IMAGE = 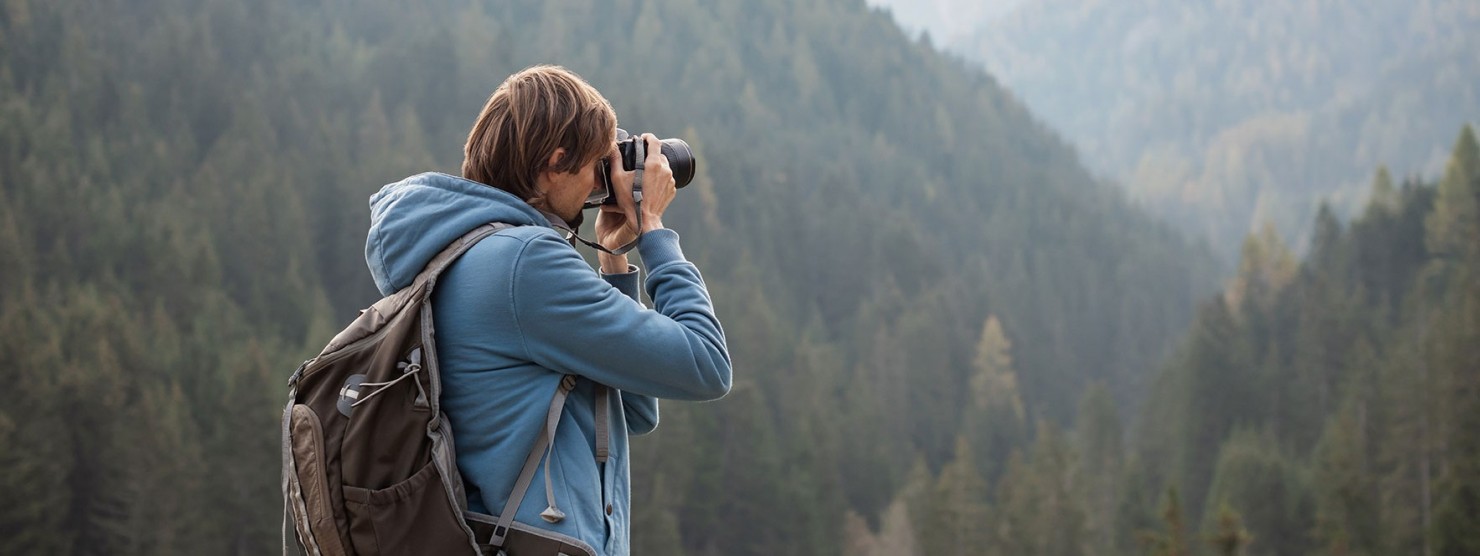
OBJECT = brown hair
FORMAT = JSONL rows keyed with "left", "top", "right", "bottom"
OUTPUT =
{"left": 462, "top": 65, "right": 617, "bottom": 205}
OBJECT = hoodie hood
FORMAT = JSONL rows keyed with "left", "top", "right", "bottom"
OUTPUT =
{"left": 366, "top": 172, "right": 551, "bottom": 295}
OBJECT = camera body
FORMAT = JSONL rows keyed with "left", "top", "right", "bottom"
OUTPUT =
{"left": 585, "top": 128, "right": 696, "bottom": 209}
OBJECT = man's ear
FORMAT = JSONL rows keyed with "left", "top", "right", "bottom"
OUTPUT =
{"left": 545, "top": 148, "right": 567, "bottom": 173}
{"left": 532, "top": 148, "right": 567, "bottom": 199}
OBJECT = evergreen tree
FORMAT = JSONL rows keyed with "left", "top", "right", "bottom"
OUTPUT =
{"left": 1420, "top": 125, "right": 1480, "bottom": 556}
{"left": 1225, "top": 223, "right": 1298, "bottom": 318}
{"left": 1113, "top": 457, "right": 1162, "bottom": 556}
{"left": 1377, "top": 333, "right": 1440, "bottom": 554}
{"left": 1428, "top": 125, "right": 1480, "bottom": 556}
{"left": 921, "top": 436, "right": 993, "bottom": 555}
{"left": 1204, "top": 503, "right": 1253, "bottom": 556}
{"left": 1138, "top": 487, "right": 1190, "bottom": 556}
{"left": 1424, "top": 126, "right": 1480, "bottom": 267}
{"left": 1076, "top": 383, "right": 1124, "bottom": 555}
{"left": 1363, "top": 166, "right": 1400, "bottom": 220}
{"left": 994, "top": 422, "right": 1087, "bottom": 556}
{"left": 1173, "top": 297, "right": 1258, "bottom": 518}
{"left": 964, "top": 314, "right": 1027, "bottom": 483}
{"left": 844, "top": 498, "right": 922, "bottom": 556}
{"left": 1201, "top": 429, "right": 1314, "bottom": 556}
{"left": 1311, "top": 395, "right": 1382, "bottom": 555}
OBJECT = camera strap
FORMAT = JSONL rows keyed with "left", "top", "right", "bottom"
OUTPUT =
{"left": 551, "top": 201, "right": 644, "bottom": 257}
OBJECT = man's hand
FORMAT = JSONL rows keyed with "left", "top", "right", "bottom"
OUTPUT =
{"left": 595, "top": 203, "right": 636, "bottom": 273}
{"left": 632, "top": 133, "right": 677, "bottom": 233}
{"left": 594, "top": 134, "right": 677, "bottom": 271}
{"left": 595, "top": 204, "right": 638, "bottom": 253}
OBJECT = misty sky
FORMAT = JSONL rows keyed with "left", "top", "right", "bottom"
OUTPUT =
{"left": 865, "top": 0, "right": 1025, "bottom": 44}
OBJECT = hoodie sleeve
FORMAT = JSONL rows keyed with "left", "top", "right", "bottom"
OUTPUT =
{"left": 600, "top": 265, "right": 661, "bottom": 434}
{"left": 512, "top": 230, "right": 732, "bottom": 401}
{"left": 621, "top": 391, "right": 659, "bottom": 435}
{"left": 599, "top": 264, "right": 642, "bottom": 302}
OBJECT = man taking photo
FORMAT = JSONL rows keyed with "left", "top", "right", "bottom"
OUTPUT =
{"left": 363, "top": 65, "right": 732, "bottom": 556}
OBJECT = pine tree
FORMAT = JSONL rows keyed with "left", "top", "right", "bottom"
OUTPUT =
{"left": 965, "top": 315, "right": 1027, "bottom": 483}
{"left": 1363, "top": 166, "right": 1400, "bottom": 220}
{"left": 1113, "top": 457, "right": 1162, "bottom": 555}
{"left": 1423, "top": 125, "right": 1480, "bottom": 556}
{"left": 844, "top": 492, "right": 922, "bottom": 556}
{"left": 1312, "top": 397, "right": 1381, "bottom": 555}
{"left": 632, "top": 475, "right": 686, "bottom": 556}
{"left": 689, "top": 381, "right": 789, "bottom": 555}
{"left": 0, "top": 298, "right": 74, "bottom": 554}
{"left": 1076, "top": 383, "right": 1123, "bottom": 554}
{"left": 1377, "top": 333, "right": 1439, "bottom": 554}
{"left": 1225, "top": 223, "right": 1298, "bottom": 318}
{"left": 1432, "top": 332, "right": 1480, "bottom": 555}
{"left": 994, "top": 422, "right": 1087, "bottom": 556}
{"left": 1201, "top": 429, "right": 1315, "bottom": 556}
{"left": 1205, "top": 503, "right": 1253, "bottom": 556}
{"left": 1424, "top": 126, "right": 1480, "bottom": 267}
{"left": 1138, "top": 487, "right": 1190, "bottom": 556}
{"left": 922, "top": 436, "right": 993, "bottom": 556}
{"left": 1428, "top": 128, "right": 1480, "bottom": 556}
{"left": 1286, "top": 212, "right": 1364, "bottom": 447}
{"left": 1175, "top": 297, "right": 1258, "bottom": 517}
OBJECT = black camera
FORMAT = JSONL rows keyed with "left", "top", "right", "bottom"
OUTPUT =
{"left": 585, "top": 128, "right": 696, "bottom": 209}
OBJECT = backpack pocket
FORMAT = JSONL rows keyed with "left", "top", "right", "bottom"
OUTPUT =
{"left": 342, "top": 460, "right": 473, "bottom": 555}
{"left": 288, "top": 404, "right": 351, "bottom": 555}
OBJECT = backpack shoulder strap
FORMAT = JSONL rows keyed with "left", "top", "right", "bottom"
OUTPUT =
{"left": 484, "top": 381, "right": 614, "bottom": 549}
{"left": 413, "top": 222, "right": 518, "bottom": 292}
{"left": 489, "top": 375, "right": 577, "bottom": 546}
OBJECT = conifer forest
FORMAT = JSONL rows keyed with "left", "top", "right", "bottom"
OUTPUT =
{"left": 1, "top": 0, "right": 1476, "bottom": 554}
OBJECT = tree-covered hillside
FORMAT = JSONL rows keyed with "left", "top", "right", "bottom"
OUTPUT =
{"left": 945, "top": 0, "right": 1480, "bottom": 258}
{"left": 844, "top": 127, "right": 1480, "bottom": 556}
{"left": 1121, "top": 127, "right": 1480, "bottom": 556}
{"left": 0, "top": 0, "right": 1217, "bottom": 553}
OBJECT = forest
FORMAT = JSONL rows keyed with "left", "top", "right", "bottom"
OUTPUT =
{"left": 0, "top": 0, "right": 1474, "bottom": 555}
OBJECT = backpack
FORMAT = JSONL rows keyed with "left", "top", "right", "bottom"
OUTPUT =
{"left": 281, "top": 222, "right": 607, "bottom": 556}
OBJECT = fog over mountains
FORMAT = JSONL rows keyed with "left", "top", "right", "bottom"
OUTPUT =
{"left": 871, "top": 0, "right": 1480, "bottom": 257}
{"left": 864, "top": 0, "right": 1024, "bottom": 44}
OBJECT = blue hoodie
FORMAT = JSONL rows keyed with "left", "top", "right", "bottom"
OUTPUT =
{"left": 365, "top": 172, "right": 731, "bottom": 555}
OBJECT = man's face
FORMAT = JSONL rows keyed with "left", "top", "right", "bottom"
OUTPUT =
{"left": 545, "top": 149, "right": 610, "bottom": 225}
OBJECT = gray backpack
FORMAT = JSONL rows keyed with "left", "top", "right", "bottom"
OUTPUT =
{"left": 281, "top": 223, "right": 608, "bottom": 556}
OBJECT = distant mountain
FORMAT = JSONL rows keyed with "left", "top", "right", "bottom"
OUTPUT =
{"left": 881, "top": 0, "right": 1480, "bottom": 257}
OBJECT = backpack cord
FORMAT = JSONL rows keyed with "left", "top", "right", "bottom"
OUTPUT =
{"left": 349, "top": 363, "right": 422, "bottom": 408}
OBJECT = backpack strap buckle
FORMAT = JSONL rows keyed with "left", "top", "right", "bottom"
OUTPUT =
{"left": 287, "top": 360, "right": 309, "bottom": 390}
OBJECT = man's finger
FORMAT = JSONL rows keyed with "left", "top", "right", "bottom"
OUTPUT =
{"left": 643, "top": 134, "right": 663, "bottom": 165}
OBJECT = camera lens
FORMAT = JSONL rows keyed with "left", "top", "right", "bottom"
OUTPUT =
{"left": 659, "top": 139, "right": 696, "bottom": 188}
